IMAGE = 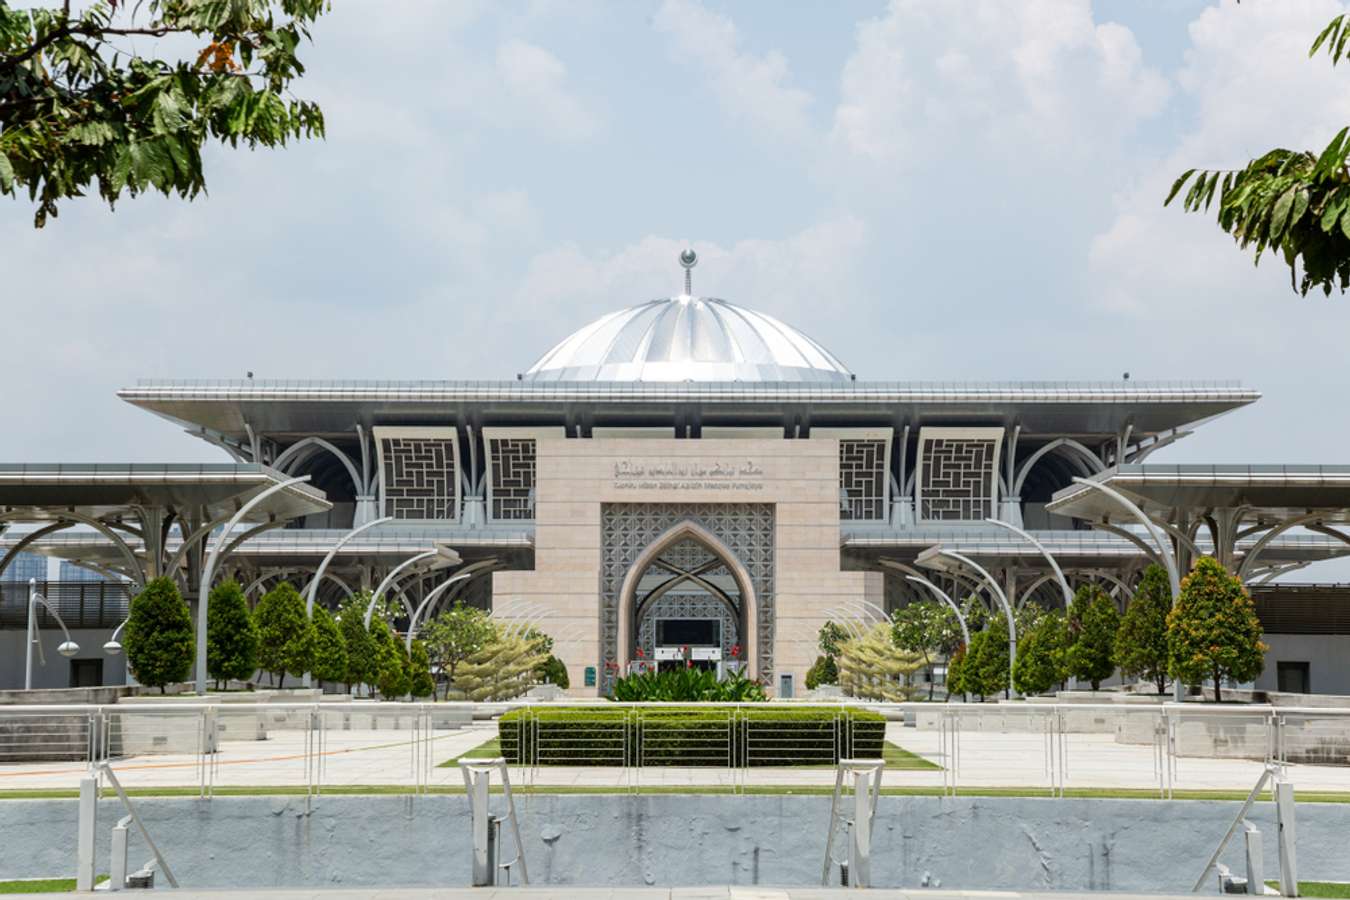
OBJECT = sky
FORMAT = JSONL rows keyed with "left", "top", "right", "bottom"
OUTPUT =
{"left": 6, "top": 0, "right": 1350, "bottom": 478}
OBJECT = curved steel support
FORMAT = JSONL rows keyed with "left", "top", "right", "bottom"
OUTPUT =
{"left": 162, "top": 513, "right": 233, "bottom": 582}
{"left": 0, "top": 521, "right": 73, "bottom": 581}
{"left": 197, "top": 475, "right": 312, "bottom": 695}
{"left": 271, "top": 436, "right": 364, "bottom": 495}
{"left": 405, "top": 572, "right": 474, "bottom": 651}
{"left": 1012, "top": 438, "right": 1105, "bottom": 497}
{"left": 1236, "top": 513, "right": 1325, "bottom": 583}
{"left": 365, "top": 550, "right": 438, "bottom": 628}
{"left": 305, "top": 517, "right": 393, "bottom": 619}
{"left": 985, "top": 518, "right": 1073, "bottom": 609}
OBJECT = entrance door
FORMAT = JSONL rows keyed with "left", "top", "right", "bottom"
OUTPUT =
{"left": 69, "top": 659, "right": 103, "bottom": 688}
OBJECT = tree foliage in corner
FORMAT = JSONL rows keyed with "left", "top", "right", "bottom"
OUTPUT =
{"left": 125, "top": 576, "right": 193, "bottom": 693}
{"left": 253, "top": 580, "right": 314, "bottom": 689}
{"left": 206, "top": 578, "right": 257, "bottom": 689}
{"left": 1115, "top": 564, "right": 1172, "bottom": 694}
{"left": 1167, "top": 15, "right": 1350, "bottom": 295}
{"left": 1167, "top": 556, "right": 1267, "bottom": 703}
{"left": 0, "top": 0, "right": 328, "bottom": 227}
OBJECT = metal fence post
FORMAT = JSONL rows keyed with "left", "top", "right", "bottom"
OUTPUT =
{"left": 76, "top": 774, "right": 97, "bottom": 891}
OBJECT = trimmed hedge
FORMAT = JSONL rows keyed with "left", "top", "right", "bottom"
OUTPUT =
{"left": 498, "top": 706, "right": 884, "bottom": 767}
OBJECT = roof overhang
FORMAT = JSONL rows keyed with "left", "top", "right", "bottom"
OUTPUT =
{"left": 0, "top": 464, "right": 331, "bottom": 522}
{"left": 1046, "top": 465, "right": 1350, "bottom": 523}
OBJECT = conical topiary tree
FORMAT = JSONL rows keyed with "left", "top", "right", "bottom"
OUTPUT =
{"left": 408, "top": 639, "right": 435, "bottom": 698}
{"left": 1067, "top": 584, "right": 1120, "bottom": 691}
{"left": 1116, "top": 564, "right": 1172, "bottom": 694}
{"left": 974, "top": 615, "right": 1011, "bottom": 699}
{"left": 1013, "top": 609, "right": 1068, "bottom": 696}
{"left": 253, "top": 581, "right": 315, "bottom": 689}
{"left": 960, "top": 631, "right": 988, "bottom": 701}
{"left": 370, "top": 618, "right": 410, "bottom": 700}
{"left": 206, "top": 579, "right": 258, "bottom": 690}
{"left": 337, "top": 595, "right": 377, "bottom": 695}
{"left": 310, "top": 605, "right": 348, "bottom": 691}
{"left": 125, "top": 577, "right": 194, "bottom": 694}
{"left": 1168, "top": 556, "right": 1267, "bottom": 703}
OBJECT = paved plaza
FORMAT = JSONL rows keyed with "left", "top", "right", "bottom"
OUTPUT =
{"left": 3, "top": 719, "right": 1350, "bottom": 794}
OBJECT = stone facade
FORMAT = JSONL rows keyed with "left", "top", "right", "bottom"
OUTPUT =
{"left": 493, "top": 437, "right": 870, "bottom": 696}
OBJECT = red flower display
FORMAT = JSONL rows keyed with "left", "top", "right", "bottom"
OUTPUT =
{"left": 730, "top": 643, "right": 741, "bottom": 659}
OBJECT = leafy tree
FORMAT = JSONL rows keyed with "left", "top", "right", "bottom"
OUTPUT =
{"left": 974, "top": 615, "right": 1011, "bottom": 700}
{"left": 369, "top": 618, "right": 410, "bottom": 700}
{"left": 309, "top": 605, "right": 347, "bottom": 691}
{"left": 421, "top": 603, "right": 494, "bottom": 699}
{"left": 1166, "top": 15, "right": 1350, "bottom": 296}
{"left": 1013, "top": 610, "right": 1068, "bottom": 697}
{"left": 536, "top": 654, "right": 569, "bottom": 689}
{"left": 957, "top": 632, "right": 986, "bottom": 701}
{"left": 818, "top": 620, "right": 847, "bottom": 658}
{"left": 408, "top": 639, "right": 435, "bottom": 699}
{"left": 1066, "top": 584, "right": 1120, "bottom": 691}
{"left": 124, "top": 576, "right": 193, "bottom": 693}
{"left": 336, "top": 597, "right": 377, "bottom": 696}
{"left": 1116, "top": 565, "right": 1172, "bottom": 694}
{"left": 206, "top": 579, "right": 257, "bottom": 689}
{"left": 805, "top": 654, "right": 839, "bottom": 689}
{"left": 1167, "top": 556, "right": 1268, "bottom": 703}
{"left": 0, "top": 0, "right": 328, "bottom": 227}
{"left": 891, "top": 599, "right": 962, "bottom": 700}
{"left": 253, "top": 581, "right": 314, "bottom": 689}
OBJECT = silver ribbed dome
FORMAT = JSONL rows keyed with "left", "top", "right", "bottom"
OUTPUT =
{"left": 521, "top": 295, "right": 853, "bottom": 383}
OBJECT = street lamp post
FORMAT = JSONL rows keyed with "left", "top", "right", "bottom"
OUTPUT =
{"left": 25, "top": 578, "right": 80, "bottom": 690}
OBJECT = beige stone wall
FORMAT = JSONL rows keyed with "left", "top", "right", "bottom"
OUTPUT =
{"left": 493, "top": 437, "right": 869, "bottom": 695}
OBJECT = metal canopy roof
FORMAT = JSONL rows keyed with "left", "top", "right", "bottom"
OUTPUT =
{"left": 0, "top": 526, "right": 531, "bottom": 570}
{"left": 117, "top": 379, "right": 1260, "bottom": 442}
{"left": 841, "top": 526, "right": 1350, "bottom": 569}
{"left": 0, "top": 464, "right": 331, "bottom": 522}
{"left": 1046, "top": 465, "right": 1350, "bottom": 522}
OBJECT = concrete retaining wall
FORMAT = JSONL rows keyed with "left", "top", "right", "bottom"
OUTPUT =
{"left": 4, "top": 793, "right": 1349, "bottom": 891}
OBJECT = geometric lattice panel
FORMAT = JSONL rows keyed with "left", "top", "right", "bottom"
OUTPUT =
{"left": 839, "top": 439, "right": 887, "bottom": 521}
{"left": 919, "top": 437, "right": 997, "bottom": 521}
{"left": 600, "top": 503, "right": 774, "bottom": 691}
{"left": 489, "top": 438, "right": 536, "bottom": 520}
{"left": 380, "top": 437, "right": 457, "bottom": 520}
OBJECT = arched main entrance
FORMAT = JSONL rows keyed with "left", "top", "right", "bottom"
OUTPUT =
{"left": 616, "top": 520, "right": 759, "bottom": 679}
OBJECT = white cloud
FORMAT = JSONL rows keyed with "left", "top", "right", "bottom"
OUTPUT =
{"left": 653, "top": 0, "right": 813, "bottom": 141}
{"left": 495, "top": 39, "right": 601, "bottom": 142}
{"left": 831, "top": 0, "right": 1169, "bottom": 167}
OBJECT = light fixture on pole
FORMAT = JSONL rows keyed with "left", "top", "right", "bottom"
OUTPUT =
{"left": 25, "top": 578, "right": 80, "bottom": 690}
{"left": 102, "top": 617, "right": 129, "bottom": 655}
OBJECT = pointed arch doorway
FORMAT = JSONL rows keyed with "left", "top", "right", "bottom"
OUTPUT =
{"left": 599, "top": 503, "right": 775, "bottom": 691}
{"left": 616, "top": 520, "right": 758, "bottom": 677}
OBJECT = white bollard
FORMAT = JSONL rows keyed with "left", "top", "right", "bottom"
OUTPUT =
{"left": 469, "top": 768, "right": 493, "bottom": 886}
{"left": 1275, "top": 780, "right": 1299, "bottom": 897}
{"left": 75, "top": 775, "right": 97, "bottom": 891}
{"left": 109, "top": 815, "right": 132, "bottom": 892}
{"left": 1243, "top": 821, "right": 1264, "bottom": 895}
{"left": 851, "top": 769, "right": 872, "bottom": 888}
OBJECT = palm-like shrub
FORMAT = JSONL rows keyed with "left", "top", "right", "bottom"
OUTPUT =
{"left": 610, "top": 668, "right": 767, "bottom": 702}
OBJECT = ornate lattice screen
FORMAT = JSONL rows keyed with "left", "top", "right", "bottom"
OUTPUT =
{"left": 489, "top": 437, "right": 537, "bottom": 520}
{"left": 916, "top": 427, "right": 1003, "bottom": 522}
{"left": 839, "top": 439, "right": 887, "bottom": 521}
{"left": 375, "top": 429, "right": 459, "bottom": 520}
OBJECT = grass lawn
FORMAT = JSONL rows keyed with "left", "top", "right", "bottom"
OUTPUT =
{"left": 883, "top": 741, "right": 941, "bottom": 770}
{"left": 0, "top": 877, "right": 107, "bottom": 893}
{"left": 1269, "top": 884, "right": 1350, "bottom": 898}
{"left": 437, "top": 736, "right": 502, "bottom": 767}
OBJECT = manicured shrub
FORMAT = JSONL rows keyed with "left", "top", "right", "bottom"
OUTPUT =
{"left": 1067, "top": 584, "right": 1120, "bottom": 691}
{"left": 1116, "top": 564, "right": 1172, "bottom": 694}
{"left": 536, "top": 654, "right": 570, "bottom": 689}
{"left": 974, "top": 615, "right": 1011, "bottom": 699}
{"left": 944, "top": 643, "right": 969, "bottom": 699}
{"left": 253, "top": 581, "right": 315, "bottom": 689}
{"left": 1167, "top": 556, "right": 1267, "bottom": 703}
{"left": 310, "top": 605, "right": 347, "bottom": 690}
{"left": 206, "top": 579, "right": 258, "bottom": 689}
{"left": 805, "top": 655, "right": 839, "bottom": 689}
{"left": 498, "top": 705, "right": 885, "bottom": 767}
{"left": 125, "top": 577, "right": 194, "bottom": 693}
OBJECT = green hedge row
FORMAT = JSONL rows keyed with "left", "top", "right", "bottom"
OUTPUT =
{"left": 497, "top": 706, "right": 885, "bottom": 767}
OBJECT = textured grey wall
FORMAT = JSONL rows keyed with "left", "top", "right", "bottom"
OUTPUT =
{"left": 4, "top": 794, "right": 1348, "bottom": 891}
